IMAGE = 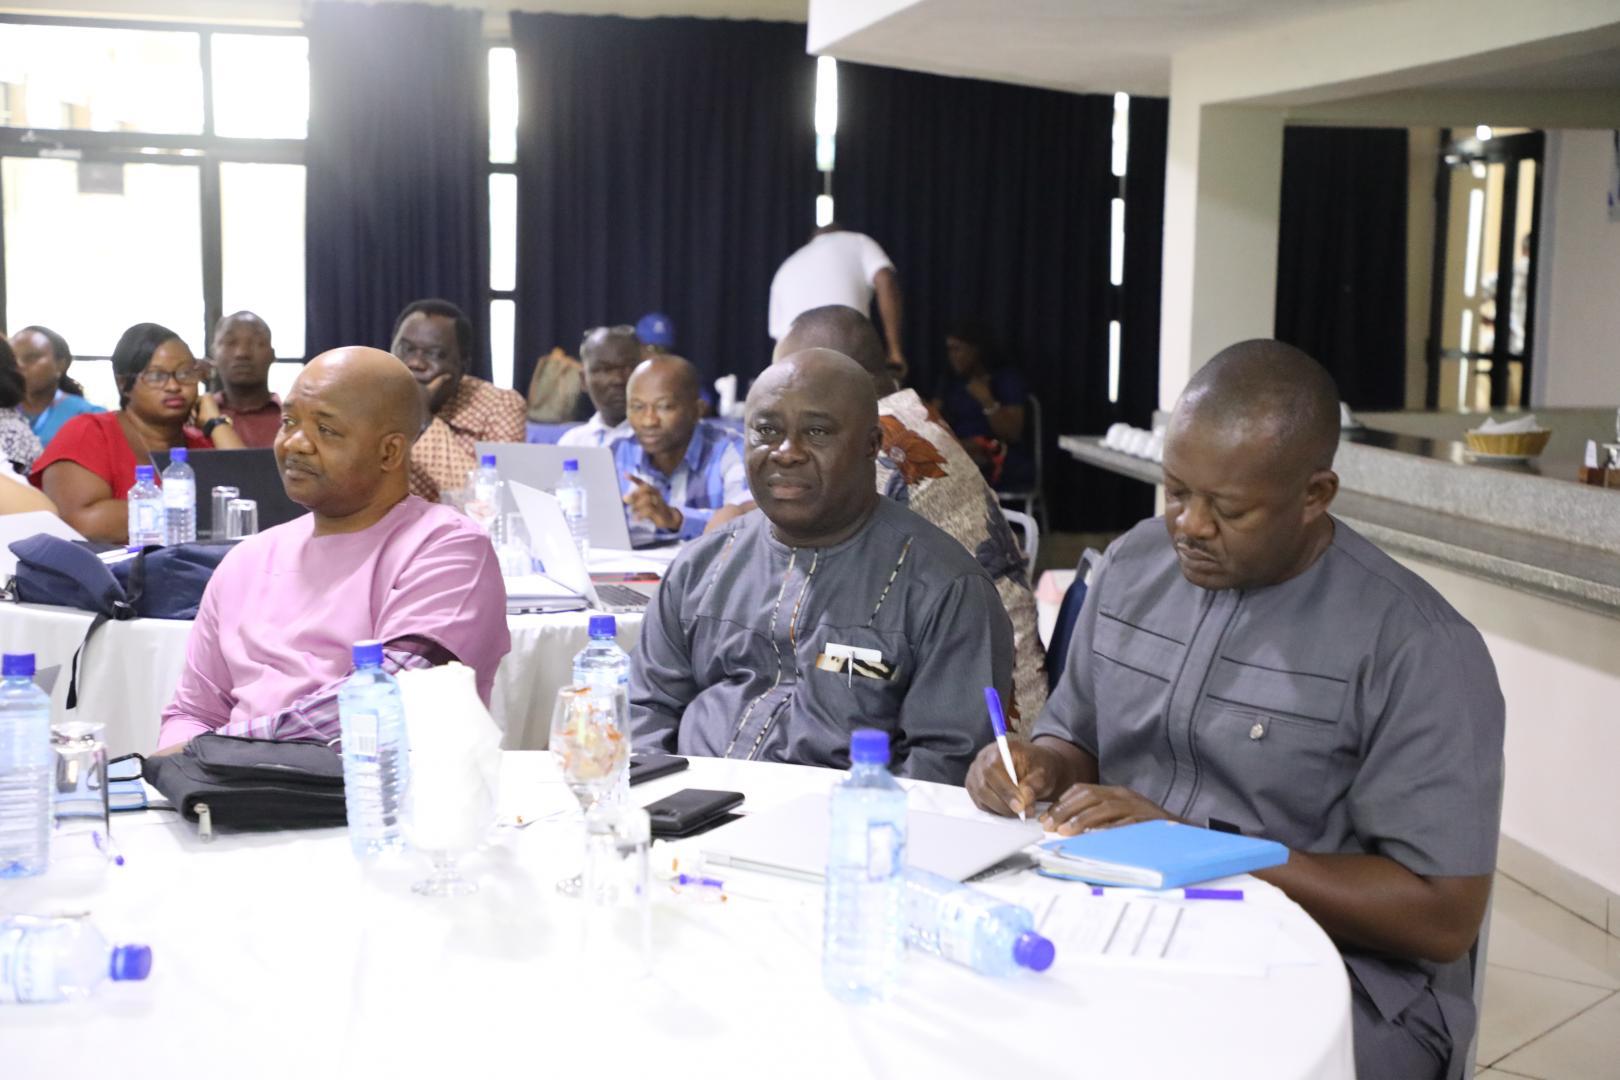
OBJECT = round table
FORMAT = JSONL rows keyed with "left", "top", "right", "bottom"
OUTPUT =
{"left": 0, "top": 755, "right": 1354, "bottom": 1079}
{"left": 0, "top": 602, "right": 642, "bottom": 756}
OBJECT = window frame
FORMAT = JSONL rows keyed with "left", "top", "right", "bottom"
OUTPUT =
{"left": 0, "top": 12, "right": 307, "bottom": 361}
{"left": 486, "top": 42, "right": 516, "bottom": 389}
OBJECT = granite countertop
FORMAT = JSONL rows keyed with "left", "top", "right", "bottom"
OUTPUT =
{"left": 1060, "top": 434, "right": 1620, "bottom": 620}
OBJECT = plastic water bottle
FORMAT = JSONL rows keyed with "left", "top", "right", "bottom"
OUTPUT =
{"left": 0, "top": 655, "right": 52, "bottom": 880}
{"left": 127, "top": 465, "right": 164, "bottom": 548}
{"left": 161, "top": 447, "right": 196, "bottom": 545}
{"left": 467, "top": 453, "right": 502, "bottom": 536}
{"left": 573, "top": 615, "right": 630, "bottom": 805}
{"left": 822, "top": 728, "right": 907, "bottom": 1003}
{"left": 902, "top": 868, "right": 1056, "bottom": 976}
{"left": 558, "top": 458, "right": 588, "bottom": 558}
{"left": 0, "top": 915, "right": 152, "bottom": 1003}
{"left": 337, "top": 641, "right": 409, "bottom": 858}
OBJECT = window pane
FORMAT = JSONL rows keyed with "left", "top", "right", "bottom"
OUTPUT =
{"left": 211, "top": 34, "right": 308, "bottom": 139}
{"left": 220, "top": 162, "right": 306, "bottom": 357}
{"left": 490, "top": 172, "right": 516, "bottom": 292}
{"left": 3, "top": 157, "right": 203, "bottom": 361}
{"left": 0, "top": 25, "right": 202, "bottom": 134}
{"left": 489, "top": 47, "right": 517, "bottom": 164}
{"left": 490, "top": 299, "right": 515, "bottom": 390}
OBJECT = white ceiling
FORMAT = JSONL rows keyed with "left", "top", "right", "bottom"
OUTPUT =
{"left": 1423, "top": 42, "right": 1620, "bottom": 92}
{"left": 0, "top": 0, "right": 808, "bottom": 28}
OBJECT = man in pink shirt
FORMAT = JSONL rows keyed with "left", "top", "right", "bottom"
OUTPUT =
{"left": 156, "top": 346, "right": 511, "bottom": 752}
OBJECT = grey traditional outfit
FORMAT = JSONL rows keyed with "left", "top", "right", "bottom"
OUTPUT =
{"left": 631, "top": 497, "right": 1013, "bottom": 783}
{"left": 1035, "top": 517, "right": 1503, "bottom": 1080}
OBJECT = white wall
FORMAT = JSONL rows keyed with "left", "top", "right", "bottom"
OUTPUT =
{"left": 1538, "top": 129, "right": 1620, "bottom": 407}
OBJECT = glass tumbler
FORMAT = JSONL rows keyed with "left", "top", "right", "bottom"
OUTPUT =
{"left": 51, "top": 720, "right": 111, "bottom": 872}
{"left": 224, "top": 498, "right": 258, "bottom": 539}
{"left": 211, "top": 485, "right": 239, "bottom": 540}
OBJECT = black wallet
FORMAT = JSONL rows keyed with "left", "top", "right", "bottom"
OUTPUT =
{"left": 628, "top": 753, "right": 689, "bottom": 787}
{"left": 141, "top": 733, "right": 347, "bottom": 832}
{"left": 644, "top": 788, "right": 744, "bottom": 838}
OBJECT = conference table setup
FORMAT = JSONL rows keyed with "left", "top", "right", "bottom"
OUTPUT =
{"left": 1, "top": 753, "right": 1355, "bottom": 1079}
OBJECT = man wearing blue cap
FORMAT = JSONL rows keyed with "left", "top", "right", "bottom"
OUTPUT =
{"left": 636, "top": 313, "right": 676, "bottom": 353}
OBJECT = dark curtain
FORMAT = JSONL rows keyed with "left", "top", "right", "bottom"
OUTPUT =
{"left": 1275, "top": 126, "right": 1408, "bottom": 410}
{"left": 831, "top": 63, "right": 1116, "bottom": 531}
{"left": 512, "top": 14, "right": 815, "bottom": 393}
{"left": 305, "top": 2, "right": 490, "bottom": 377}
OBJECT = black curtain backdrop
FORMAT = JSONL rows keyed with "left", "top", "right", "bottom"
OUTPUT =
{"left": 512, "top": 14, "right": 815, "bottom": 394}
{"left": 305, "top": 1, "right": 490, "bottom": 377}
{"left": 831, "top": 63, "right": 1117, "bottom": 531}
{"left": 1275, "top": 126, "right": 1409, "bottom": 410}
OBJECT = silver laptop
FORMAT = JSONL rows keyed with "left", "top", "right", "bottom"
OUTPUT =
{"left": 507, "top": 481, "right": 659, "bottom": 614}
{"left": 701, "top": 792, "right": 1043, "bottom": 883}
{"left": 476, "top": 442, "right": 632, "bottom": 552}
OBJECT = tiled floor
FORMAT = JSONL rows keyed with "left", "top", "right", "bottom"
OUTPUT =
{"left": 1474, "top": 872, "right": 1620, "bottom": 1077}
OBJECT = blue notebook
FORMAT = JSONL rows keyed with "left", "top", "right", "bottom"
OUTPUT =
{"left": 1036, "top": 820, "right": 1288, "bottom": 888}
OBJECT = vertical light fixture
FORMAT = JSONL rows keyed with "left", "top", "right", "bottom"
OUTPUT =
{"left": 814, "top": 56, "right": 838, "bottom": 225}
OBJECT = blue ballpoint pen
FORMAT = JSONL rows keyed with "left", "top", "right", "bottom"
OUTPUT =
{"left": 984, "top": 686, "right": 1024, "bottom": 821}
{"left": 1089, "top": 886, "right": 1244, "bottom": 901}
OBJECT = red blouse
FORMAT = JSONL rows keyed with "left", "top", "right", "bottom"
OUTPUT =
{"left": 31, "top": 411, "right": 213, "bottom": 500}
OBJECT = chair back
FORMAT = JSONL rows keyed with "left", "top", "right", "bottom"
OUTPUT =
{"left": 1046, "top": 548, "right": 1101, "bottom": 690}
{"left": 999, "top": 507, "right": 1039, "bottom": 578}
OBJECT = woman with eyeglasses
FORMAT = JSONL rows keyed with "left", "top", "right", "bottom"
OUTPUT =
{"left": 31, "top": 322, "right": 245, "bottom": 543}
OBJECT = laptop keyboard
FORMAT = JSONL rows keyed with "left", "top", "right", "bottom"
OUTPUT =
{"left": 595, "top": 583, "right": 652, "bottom": 610}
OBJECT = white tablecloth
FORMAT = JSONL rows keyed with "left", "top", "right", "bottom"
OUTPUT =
{"left": 0, "top": 755, "right": 1354, "bottom": 1079}
{"left": 0, "top": 602, "right": 641, "bottom": 756}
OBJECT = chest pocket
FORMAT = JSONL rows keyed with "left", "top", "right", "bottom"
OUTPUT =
{"left": 805, "top": 623, "right": 910, "bottom": 732}
{"left": 1204, "top": 658, "right": 1346, "bottom": 724}
{"left": 1092, "top": 614, "right": 1181, "bottom": 682}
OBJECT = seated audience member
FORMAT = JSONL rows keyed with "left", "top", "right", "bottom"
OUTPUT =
{"left": 209, "top": 311, "right": 284, "bottom": 448}
{"left": 558, "top": 325, "right": 639, "bottom": 448}
{"left": 775, "top": 305, "right": 1048, "bottom": 726}
{"left": 613, "top": 355, "right": 748, "bottom": 544}
{"left": 0, "top": 337, "right": 44, "bottom": 476}
{"left": 31, "top": 322, "right": 245, "bottom": 543}
{"left": 930, "top": 322, "right": 1031, "bottom": 489}
{"left": 155, "top": 347, "right": 511, "bottom": 752}
{"left": 631, "top": 348, "right": 1013, "bottom": 783}
{"left": 9, "top": 325, "right": 102, "bottom": 446}
{"left": 391, "top": 298, "right": 525, "bottom": 502}
{"left": 635, "top": 313, "right": 715, "bottom": 416}
{"left": 967, "top": 340, "right": 1503, "bottom": 1080}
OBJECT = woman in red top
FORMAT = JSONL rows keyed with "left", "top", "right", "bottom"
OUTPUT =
{"left": 32, "top": 322, "right": 246, "bottom": 542}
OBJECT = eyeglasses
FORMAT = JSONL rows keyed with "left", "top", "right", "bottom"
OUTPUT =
{"left": 136, "top": 364, "right": 209, "bottom": 387}
{"left": 393, "top": 340, "right": 457, "bottom": 366}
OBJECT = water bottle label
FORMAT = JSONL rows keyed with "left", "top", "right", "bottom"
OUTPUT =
{"left": 0, "top": 925, "right": 52, "bottom": 1003}
{"left": 346, "top": 714, "right": 379, "bottom": 760}
{"left": 864, "top": 822, "right": 903, "bottom": 881}
{"left": 131, "top": 504, "right": 161, "bottom": 536}
{"left": 930, "top": 891, "right": 981, "bottom": 965}
{"left": 163, "top": 481, "right": 193, "bottom": 508}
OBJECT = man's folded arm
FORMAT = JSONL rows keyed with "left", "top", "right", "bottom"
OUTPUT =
{"left": 629, "top": 563, "right": 698, "bottom": 753}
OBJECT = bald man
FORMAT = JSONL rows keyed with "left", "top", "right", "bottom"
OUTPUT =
{"left": 776, "top": 305, "right": 1048, "bottom": 728}
{"left": 155, "top": 347, "right": 511, "bottom": 752}
{"left": 630, "top": 348, "right": 1012, "bottom": 783}
{"left": 612, "top": 354, "right": 748, "bottom": 545}
{"left": 209, "top": 310, "right": 282, "bottom": 447}
{"left": 968, "top": 340, "right": 1503, "bottom": 1080}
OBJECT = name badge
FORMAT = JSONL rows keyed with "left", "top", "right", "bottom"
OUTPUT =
{"left": 815, "top": 642, "right": 897, "bottom": 686}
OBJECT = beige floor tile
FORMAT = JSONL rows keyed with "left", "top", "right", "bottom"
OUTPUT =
{"left": 1496, "top": 988, "right": 1620, "bottom": 1079}
{"left": 1476, "top": 1069, "right": 1541, "bottom": 1079}
{"left": 1476, "top": 965, "right": 1612, "bottom": 1067}
{"left": 1489, "top": 875, "right": 1620, "bottom": 990}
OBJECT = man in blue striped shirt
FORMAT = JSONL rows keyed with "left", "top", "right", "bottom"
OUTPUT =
{"left": 613, "top": 355, "right": 749, "bottom": 545}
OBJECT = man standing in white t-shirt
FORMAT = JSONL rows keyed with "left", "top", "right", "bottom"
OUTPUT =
{"left": 768, "top": 224, "right": 905, "bottom": 377}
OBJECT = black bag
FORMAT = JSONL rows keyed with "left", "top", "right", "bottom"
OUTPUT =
{"left": 141, "top": 733, "right": 347, "bottom": 832}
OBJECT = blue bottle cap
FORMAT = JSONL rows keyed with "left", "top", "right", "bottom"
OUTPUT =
{"left": 135, "top": 465, "right": 155, "bottom": 482}
{"left": 562, "top": 458, "right": 579, "bottom": 472}
{"left": 587, "top": 614, "right": 616, "bottom": 638}
{"left": 480, "top": 453, "right": 496, "bottom": 467}
{"left": 849, "top": 728, "right": 890, "bottom": 766}
{"left": 109, "top": 944, "right": 153, "bottom": 982}
{"left": 2, "top": 653, "right": 35, "bottom": 677}
{"left": 352, "top": 640, "right": 384, "bottom": 667}
{"left": 1014, "top": 931, "right": 1055, "bottom": 973}
{"left": 170, "top": 447, "right": 187, "bottom": 463}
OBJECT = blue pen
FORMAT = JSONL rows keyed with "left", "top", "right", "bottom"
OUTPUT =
{"left": 1089, "top": 886, "right": 1243, "bottom": 901}
{"left": 676, "top": 873, "right": 725, "bottom": 890}
{"left": 984, "top": 686, "right": 1024, "bottom": 821}
{"left": 92, "top": 830, "right": 126, "bottom": 867}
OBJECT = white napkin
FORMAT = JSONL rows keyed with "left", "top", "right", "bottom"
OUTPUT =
{"left": 714, "top": 374, "right": 739, "bottom": 418}
{"left": 396, "top": 663, "right": 500, "bottom": 853}
{"left": 1473, "top": 414, "right": 1544, "bottom": 434}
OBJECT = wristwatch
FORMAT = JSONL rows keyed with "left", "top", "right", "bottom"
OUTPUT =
{"left": 202, "top": 415, "right": 234, "bottom": 437}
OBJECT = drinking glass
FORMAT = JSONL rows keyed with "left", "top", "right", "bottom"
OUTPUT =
{"left": 224, "top": 498, "right": 258, "bottom": 539}
{"left": 550, "top": 683, "right": 629, "bottom": 896}
{"left": 211, "top": 485, "right": 239, "bottom": 540}
{"left": 51, "top": 721, "right": 110, "bottom": 874}
{"left": 496, "top": 511, "right": 532, "bottom": 577}
{"left": 580, "top": 804, "right": 653, "bottom": 980}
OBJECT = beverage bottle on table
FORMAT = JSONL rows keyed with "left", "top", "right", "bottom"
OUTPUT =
{"left": 0, "top": 915, "right": 152, "bottom": 1003}
{"left": 0, "top": 654, "right": 52, "bottom": 879}
{"left": 558, "top": 458, "right": 588, "bottom": 558}
{"left": 127, "top": 465, "right": 164, "bottom": 548}
{"left": 467, "top": 453, "right": 503, "bottom": 536}
{"left": 337, "top": 640, "right": 409, "bottom": 858}
{"left": 822, "top": 728, "right": 907, "bottom": 1003}
{"left": 161, "top": 447, "right": 196, "bottom": 544}
{"left": 573, "top": 615, "right": 630, "bottom": 805}
{"left": 901, "top": 868, "right": 1056, "bottom": 976}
